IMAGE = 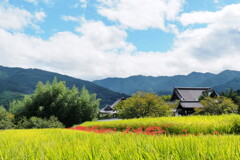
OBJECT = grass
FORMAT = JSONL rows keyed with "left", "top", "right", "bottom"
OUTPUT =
{"left": 81, "top": 114, "right": 240, "bottom": 135}
{"left": 0, "top": 129, "right": 240, "bottom": 159}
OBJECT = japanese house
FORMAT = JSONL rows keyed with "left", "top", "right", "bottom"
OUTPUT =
{"left": 170, "top": 87, "right": 217, "bottom": 115}
{"left": 99, "top": 97, "right": 126, "bottom": 117}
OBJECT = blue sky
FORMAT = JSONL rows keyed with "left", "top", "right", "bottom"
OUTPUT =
{"left": 0, "top": 0, "right": 240, "bottom": 80}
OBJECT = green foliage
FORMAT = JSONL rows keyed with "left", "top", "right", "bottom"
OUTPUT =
{"left": 0, "top": 106, "right": 15, "bottom": 129}
{"left": 195, "top": 96, "right": 238, "bottom": 115}
{"left": 10, "top": 78, "right": 100, "bottom": 127}
{"left": 115, "top": 92, "right": 175, "bottom": 119}
{"left": 220, "top": 88, "right": 240, "bottom": 113}
{"left": 0, "top": 91, "right": 24, "bottom": 110}
{"left": 198, "top": 89, "right": 217, "bottom": 101}
{"left": 16, "top": 116, "right": 64, "bottom": 129}
{"left": 99, "top": 113, "right": 115, "bottom": 120}
{"left": 160, "top": 95, "right": 172, "bottom": 102}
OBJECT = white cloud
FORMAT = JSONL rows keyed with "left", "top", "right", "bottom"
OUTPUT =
{"left": 24, "top": 0, "right": 53, "bottom": 5}
{"left": 0, "top": 4, "right": 46, "bottom": 31}
{"left": 76, "top": 20, "right": 135, "bottom": 52}
{"left": 179, "top": 4, "right": 240, "bottom": 26}
{"left": 80, "top": 0, "right": 87, "bottom": 8}
{"left": 97, "top": 0, "right": 185, "bottom": 31}
{"left": 25, "top": 0, "right": 38, "bottom": 4}
{"left": 62, "top": 15, "right": 81, "bottom": 22}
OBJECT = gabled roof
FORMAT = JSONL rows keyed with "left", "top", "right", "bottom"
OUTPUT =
{"left": 170, "top": 87, "right": 212, "bottom": 102}
{"left": 99, "top": 97, "right": 126, "bottom": 114}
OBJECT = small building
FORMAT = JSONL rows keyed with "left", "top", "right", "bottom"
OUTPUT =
{"left": 99, "top": 97, "right": 126, "bottom": 117}
{"left": 170, "top": 87, "right": 217, "bottom": 115}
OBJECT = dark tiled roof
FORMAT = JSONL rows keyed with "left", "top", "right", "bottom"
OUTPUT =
{"left": 99, "top": 97, "right": 125, "bottom": 114}
{"left": 171, "top": 87, "right": 211, "bottom": 101}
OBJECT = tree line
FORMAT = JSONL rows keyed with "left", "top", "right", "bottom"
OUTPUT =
{"left": 114, "top": 89, "right": 240, "bottom": 118}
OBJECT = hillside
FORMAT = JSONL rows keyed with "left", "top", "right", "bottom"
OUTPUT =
{"left": 93, "top": 72, "right": 215, "bottom": 95}
{"left": 0, "top": 66, "right": 127, "bottom": 109}
{"left": 93, "top": 70, "right": 240, "bottom": 95}
{"left": 197, "top": 70, "right": 240, "bottom": 87}
{"left": 213, "top": 77, "right": 240, "bottom": 93}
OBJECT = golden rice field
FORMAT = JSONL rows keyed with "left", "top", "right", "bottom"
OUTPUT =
{"left": 1, "top": 115, "right": 240, "bottom": 159}
{"left": 0, "top": 129, "right": 240, "bottom": 160}
{"left": 81, "top": 114, "right": 240, "bottom": 135}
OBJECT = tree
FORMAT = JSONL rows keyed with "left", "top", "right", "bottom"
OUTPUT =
{"left": 0, "top": 106, "right": 15, "bottom": 129}
{"left": 115, "top": 92, "right": 175, "bottom": 119}
{"left": 220, "top": 88, "right": 240, "bottom": 113}
{"left": 195, "top": 96, "right": 238, "bottom": 115}
{"left": 199, "top": 89, "right": 217, "bottom": 101}
{"left": 10, "top": 78, "right": 100, "bottom": 127}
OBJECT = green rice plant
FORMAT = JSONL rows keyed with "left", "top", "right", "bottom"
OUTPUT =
{"left": 0, "top": 129, "right": 240, "bottom": 159}
{"left": 81, "top": 114, "right": 240, "bottom": 135}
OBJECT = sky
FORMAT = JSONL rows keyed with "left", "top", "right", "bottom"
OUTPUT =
{"left": 0, "top": 0, "right": 240, "bottom": 80}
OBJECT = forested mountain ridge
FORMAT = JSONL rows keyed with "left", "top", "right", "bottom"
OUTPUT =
{"left": 93, "top": 70, "right": 240, "bottom": 95}
{"left": 0, "top": 66, "right": 127, "bottom": 109}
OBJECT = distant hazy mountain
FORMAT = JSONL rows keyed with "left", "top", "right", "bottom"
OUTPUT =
{"left": 0, "top": 66, "right": 127, "bottom": 108}
{"left": 213, "top": 77, "right": 240, "bottom": 93}
{"left": 93, "top": 70, "right": 240, "bottom": 95}
{"left": 198, "top": 70, "right": 240, "bottom": 87}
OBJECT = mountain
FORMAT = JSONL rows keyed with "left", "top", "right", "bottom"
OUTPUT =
{"left": 0, "top": 66, "right": 127, "bottom": 109}
{"left": 93, "top": 72, "right": 215, "bottom": 95}
{"left": 93, "top": 70, "right": 240, "bottom": 95}
{"left": 213, "top": 77, "right": 240, "bottom": 93}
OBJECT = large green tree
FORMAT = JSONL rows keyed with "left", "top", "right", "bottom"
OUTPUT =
{"left": 115, "top": 92, "right": 175, "bottom": 119}
{"left": 195, "top": 96, "right": 238, "bottom": 115}
{"left": 10, "top": 78, "right": 100, "bottom": 127}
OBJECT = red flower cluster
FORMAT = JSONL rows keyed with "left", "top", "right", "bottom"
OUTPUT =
{"left": 68, "top": 125, "right": 221, "bottom": 136}
{"left": 122, "top": 126, "right": 166, "bottom": 135}
{"left": 69, "top": 126, "right": 117, "bottom": 134}
{"left": 69, "top": 125, "right": 167, "bottom": 135}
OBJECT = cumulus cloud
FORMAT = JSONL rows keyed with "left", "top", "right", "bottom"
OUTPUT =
{"left": 179, "top": 4, "right": 240, "bottom": 26}
{"left": 0, "top": 4, "right": 46, "bottom": 31}
{"left": 96, "top": 0, "right": 185, "bottom": 31}
{"left": 174, "top": 3, "right": 240, "bottom": 71}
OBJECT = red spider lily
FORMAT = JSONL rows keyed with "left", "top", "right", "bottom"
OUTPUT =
{"left": 164, "top": 125, "right": 170, "bottom": 128}
{"left": 146, "top": 126, "right": 155, "bottom": 131}
{"left": 155, "top": 126, "right": 162, "bottom": 130}
{"left": 214, "top": 131, "right": 219, "bottom": 135}
{"left": 182, "top": 129, "right": 187, "bottom": 132}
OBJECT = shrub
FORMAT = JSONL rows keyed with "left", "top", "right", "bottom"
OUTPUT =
{"left": 16, "top": 116, "right": 64, "bottom": 129}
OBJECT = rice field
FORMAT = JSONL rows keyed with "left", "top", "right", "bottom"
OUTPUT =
{"left": 1, "top": 115, "right": 240, "bottom": 159}
{"left": 81, "top": 114, "right": 240, "bottom": 135}
{"left": 0, "top": 129, "right": 240, "bottom": 160}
